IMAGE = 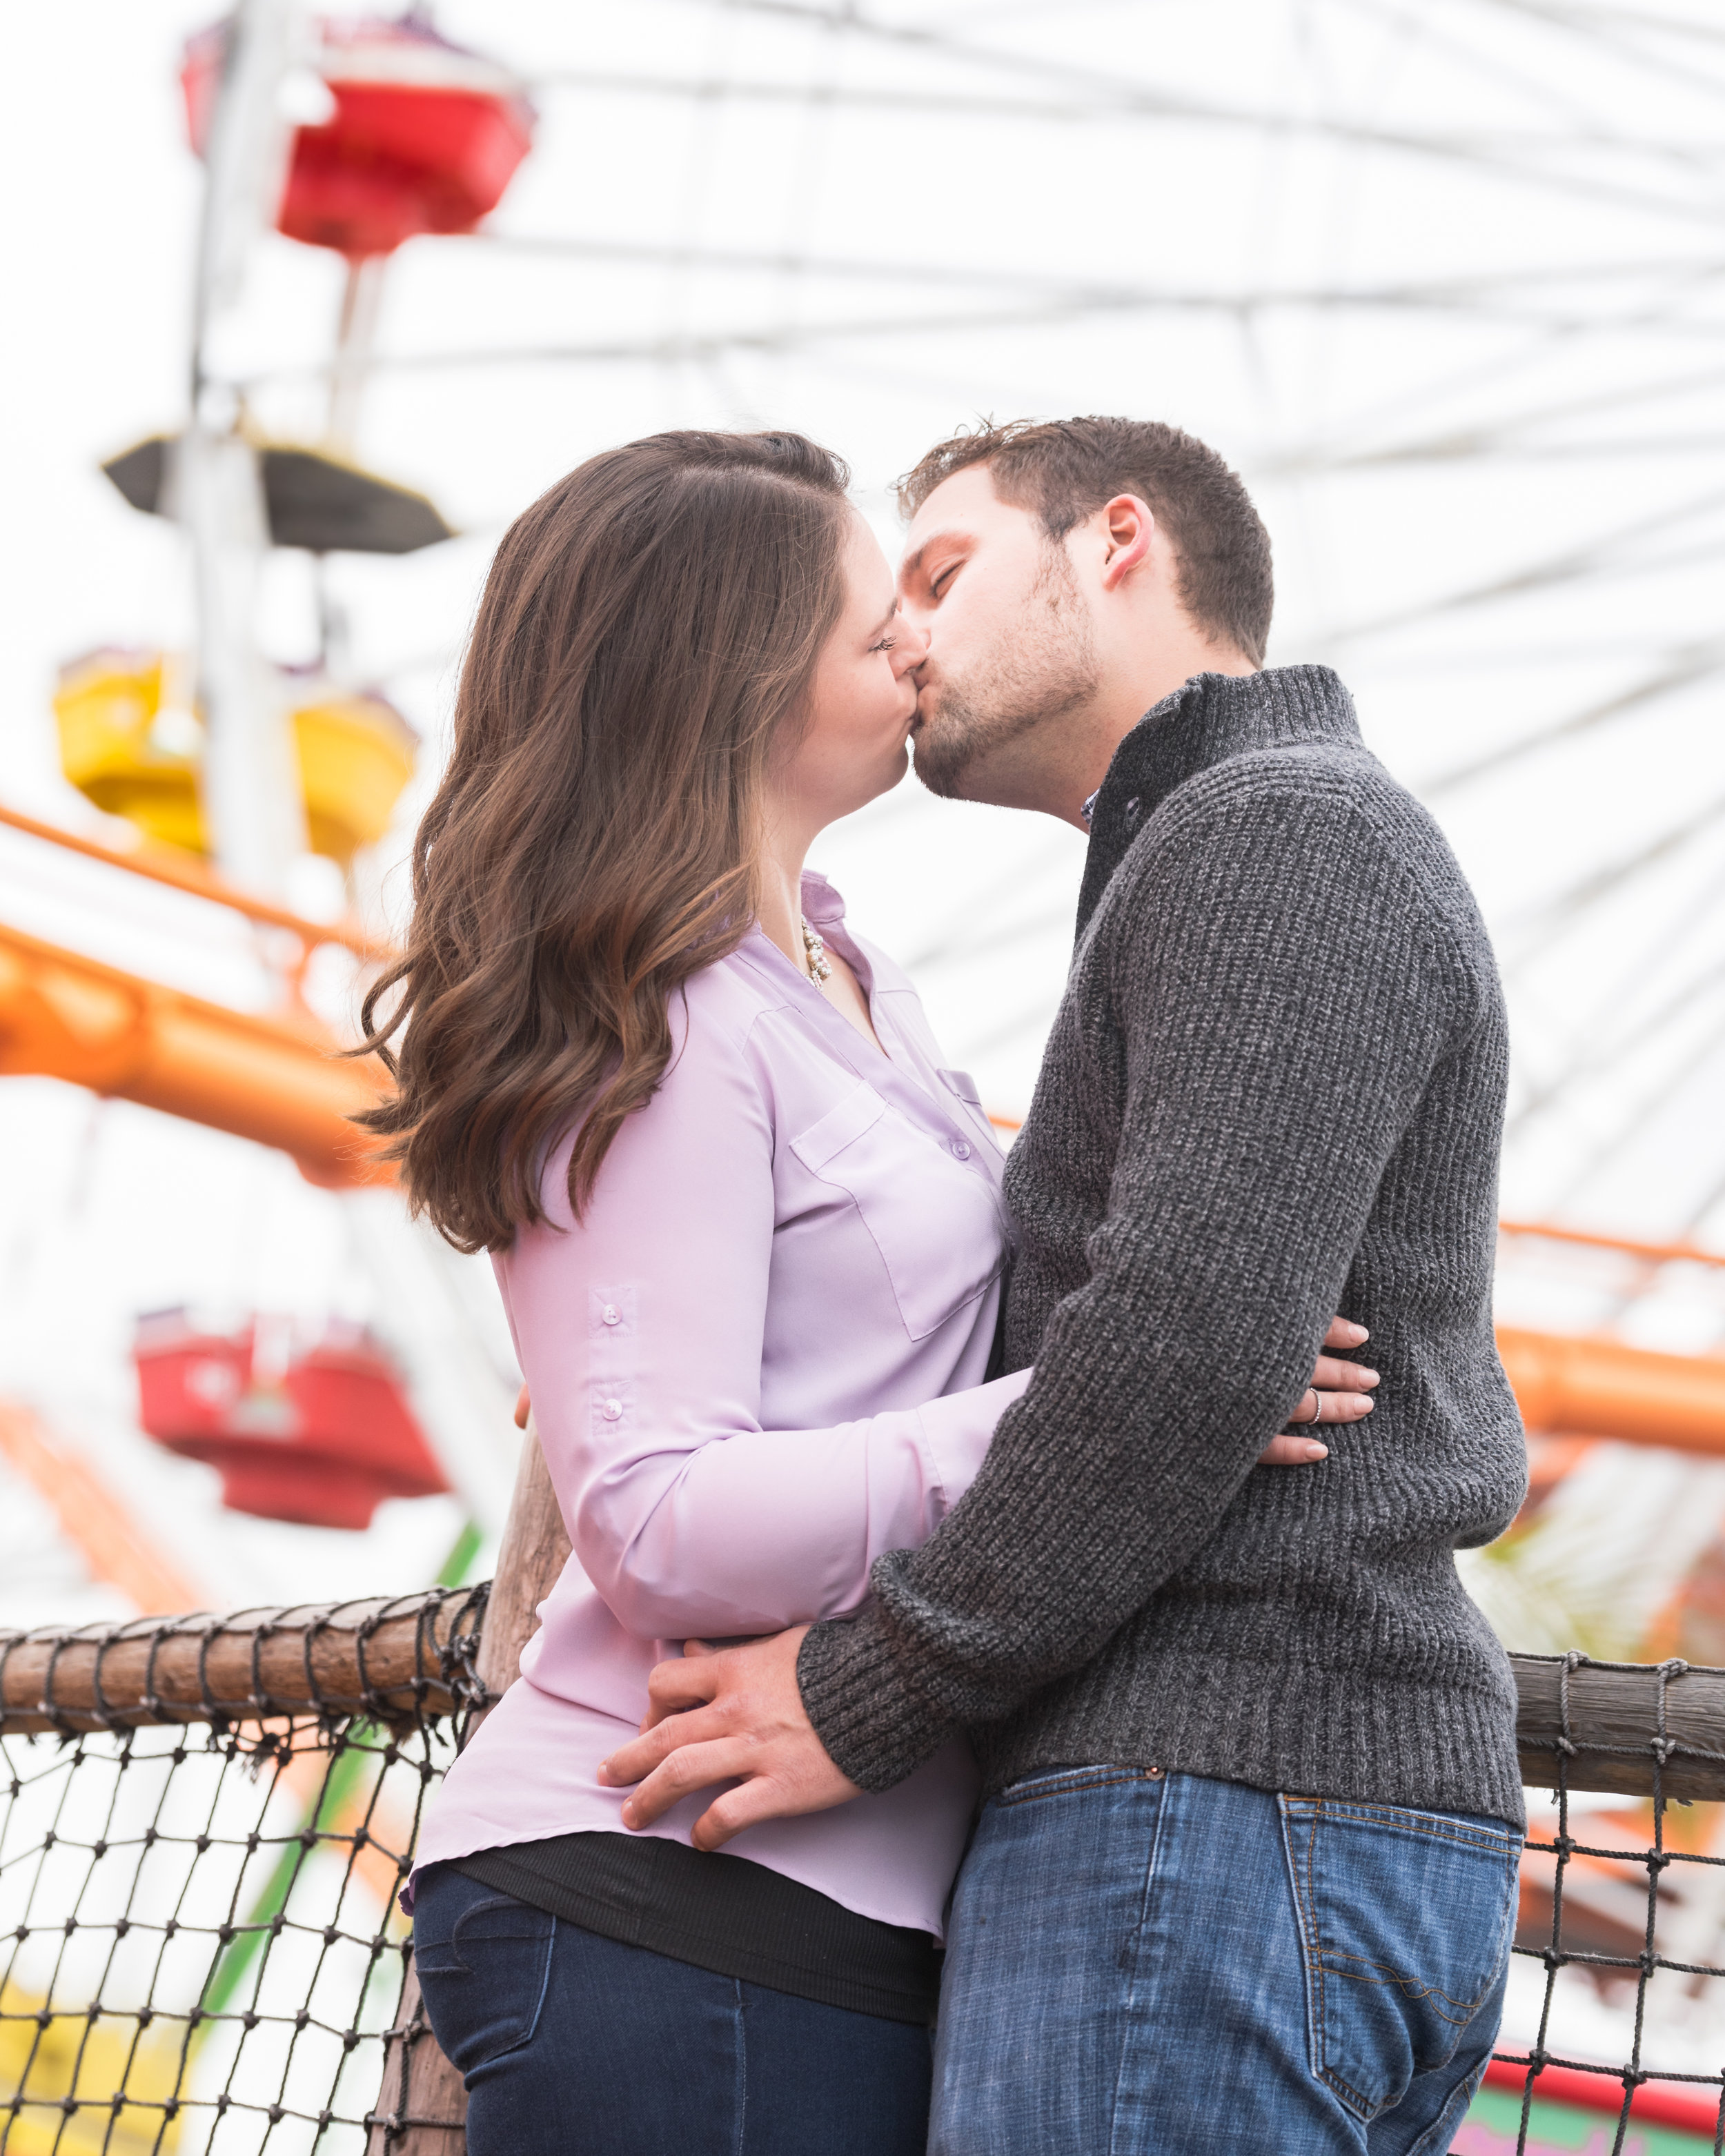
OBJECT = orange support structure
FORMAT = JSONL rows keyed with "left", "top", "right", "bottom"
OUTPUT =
{"left": 0, "top": 801, "right": 389, "bottom": 965}
{"left": 0, "top": 916, "right": 393, "bottom": 1188}
{"left": 1499, "top": 1217, "right": 1725, "bottom": 1274}
{"left": 1498, "top": 1327, "right": 1725, "bottom": 1459}
{"left": 5, "top": 810, "right": 1725, "bottom": 1460}
{"left": 0, "top": 1399, "right": 204, "bottom": 1615}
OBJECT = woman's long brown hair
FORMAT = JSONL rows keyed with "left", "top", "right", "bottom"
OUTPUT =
{"left": 355, "top": 429, "right": 853, "bottom": 1252}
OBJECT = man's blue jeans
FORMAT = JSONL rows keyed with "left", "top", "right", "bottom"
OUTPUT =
{"left": 931, "top": 1767, "right": 1521, "bottom": 2155}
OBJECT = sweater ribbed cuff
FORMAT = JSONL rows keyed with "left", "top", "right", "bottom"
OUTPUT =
{"left": 797, "top": 1610, "right": 954, "bottom": 1795}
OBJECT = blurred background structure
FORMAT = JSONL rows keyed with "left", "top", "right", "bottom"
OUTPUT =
{"left": 7, "top": 0, "right": 1724, "bottom": 1636}
{"left": 1, "top": 3, "right": 1724, "bottom": 2146}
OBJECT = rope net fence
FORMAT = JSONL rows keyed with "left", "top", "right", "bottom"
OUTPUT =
{"left": 0, "top": 1591, "right": 487, "bottom": 2155}
{"left": 1495, "top": 1653, "right": 1725, "bottom": 2154}
{"left": 7, "top": 1605, "right": 1725, "bottom": 2153}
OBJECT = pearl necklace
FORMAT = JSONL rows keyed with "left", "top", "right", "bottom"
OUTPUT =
{"left": 800, "top": 916, "right": 833, "bottom": 985}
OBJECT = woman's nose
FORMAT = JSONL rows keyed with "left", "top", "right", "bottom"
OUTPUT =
{"left": 896, "top": 621, "right": 931, "bottom": 671}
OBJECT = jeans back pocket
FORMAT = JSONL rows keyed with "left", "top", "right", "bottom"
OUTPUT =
{"left": 413, "top": 1870, "right": 556, "bottom": 2077}
{"left": 1279, "top": 1798, "right": 1521, "bottom": 2122}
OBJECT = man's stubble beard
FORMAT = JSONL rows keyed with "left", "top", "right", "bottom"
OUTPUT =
{"left": 911, "top": 543, "right": 1103, "bottom": 802}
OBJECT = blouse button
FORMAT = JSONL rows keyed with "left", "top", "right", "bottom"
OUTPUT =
{"left": 602, "top": 1398, "right": 623, "bottom": 1421}
{"left": 601, "top": 1305, "right": 620, "bottom": 1326}
{"left": 950, "top": 1138, "right": 972, "bottom": 1161}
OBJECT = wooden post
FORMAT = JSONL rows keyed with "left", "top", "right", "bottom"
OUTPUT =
{"left": 367, "top": 1430, "right": 573, "bottom": 2153}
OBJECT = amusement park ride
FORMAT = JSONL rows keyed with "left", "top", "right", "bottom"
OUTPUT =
{"left": 1, "top": 10, "right": 1724, "bottom": 2153}
{"left": 0, "top": 6, "right": 540, "bottom": 1574}
{"left": 0, "top": 3, "right": 1722, "bottom": 1582}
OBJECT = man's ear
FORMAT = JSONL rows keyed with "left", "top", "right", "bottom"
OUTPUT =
{"left": 1099, "top": 493, "right": 1156, "bottom": 590}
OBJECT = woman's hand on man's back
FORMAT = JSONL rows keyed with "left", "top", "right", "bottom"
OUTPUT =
{"left": 1257, "top": 1315, "right": 1379, "bottom": 1466}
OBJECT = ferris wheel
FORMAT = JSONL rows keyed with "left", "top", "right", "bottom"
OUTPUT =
{"left": 1, "top": 4, "right": 1725, "bottom": 2129}
{"left": 210, "top": 0, "right": 1725, "bottom": 1257}
{"left": 237, "top": 0, "right": 1725, "bottom": 1652}
{"left": 3, "top": 0, "right": 1724, "bottom": 1648}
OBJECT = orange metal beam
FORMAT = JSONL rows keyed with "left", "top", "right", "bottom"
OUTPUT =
{"left": 0, "top": 1398, "right": 204, "bottom": 1615}
{"left": 1498, "top": 1326, "right": 1725, "bottom": 1458}
{"left": 1499, "top": 1218, "right": 1725, "bottom": 1274}
{"left": 0, "top": 917, "right": 393, "bottom": 1187}
{"left": 0, "top": 800, "right": 392, "bottom": 963}
{"left": 2, "top": 875, "right": 1722, "bottom": 1459}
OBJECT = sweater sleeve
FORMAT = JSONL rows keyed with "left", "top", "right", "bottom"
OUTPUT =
{"left": 497, "top": 1001, "right": 1029, "bottom": 1644}
{"left": 797, "top": 777, "right": 1464, "bottom": 1790}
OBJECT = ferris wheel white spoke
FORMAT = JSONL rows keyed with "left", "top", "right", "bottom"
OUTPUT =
{"left": 1446, "top": 0, "right": 1725, "bottom": 94}
{"left": 474, "top": 230, "right": 1725, "bottom": 323}
{"left": 1509, "top": 936, "right": 1725, "bottom": 1138}
{"left": 1544, "top": 996, "right": 1725, "bottom": 1216}
{"left": 1421, "top": 639, "right": 1725, "bottom": 799}
{"left": 558, "top": 53, "right": 1725, "bottom": 226}
{"left": 1675, "top": 1164, "right": 1725, "bottom": 1250}
{"left": 1343, "top": 433, "right": 1725, "bottom": 464}
{"left": 1463, "top": 0, "right": 1725, "bottom": 48}
{"left": 653, "top": 0, "right": 1725, "bottom": 206}
{"left": 1502, "top": 794, "right": 1725, "bottom": 969}
{"left": 536, "top": 60, "right": 1725, "bottom": 173}
{"left": 1326, "top": 0, "right": 1685, "bottom": 142}
{"left": 230, "top": 293, "right": 1725, "bottom": 398}
{"left": 1328, "top": 485, "right": 1725, "bottom": 649}
{"left": 1276, "top": 357, "right": 1725, "bottom": 473}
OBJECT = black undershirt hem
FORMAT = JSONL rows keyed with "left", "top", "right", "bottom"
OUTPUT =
{"left": 451, "top": 1830, "right": 940, "bottom": 2026}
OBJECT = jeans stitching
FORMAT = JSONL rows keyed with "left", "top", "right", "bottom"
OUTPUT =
{"left": 1285, "top": 1801, "right": 1393, "bottom": 2117}
{"left": 1318, "top": 1955, "right": 1486, "bottom": 2024}
{"left": 996, "top": 1769, "right": 1155, "bottom": 1809}
{"left": 1105, "top": 1770, "right": 1168, "bottom": 2156}
{"left": 1279, "top": 1802, "right": 1317, "bottom": 2077}
{"left": 1285, "top": 1805, "right": 1520, "bottom": 2113}
{"left": 522, "top": 1916, "right": 556, "bottom": 2059}
{"left": 1283, "top": 1799, "right": 1521, "bottom": 1858}
{"left": 414, "top": 1890, "right": 546, "bottom": 1978}
{"left": 731, "top": 1978, "right": 746, "bottom": 2156}
{"left": 1301, "top": 1810, "right": 1352, "bottom": 2109}
{"left": 419, "top": 1903, "right": 556, "bottom": 2070}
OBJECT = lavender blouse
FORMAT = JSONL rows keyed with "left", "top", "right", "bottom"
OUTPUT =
{"left": 411, "top": 873, "right": 1032, "bottom": 1939}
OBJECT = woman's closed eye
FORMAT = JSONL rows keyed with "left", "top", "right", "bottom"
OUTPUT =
{"left": 868, "top": 633, "right": 898, "bottom": 654}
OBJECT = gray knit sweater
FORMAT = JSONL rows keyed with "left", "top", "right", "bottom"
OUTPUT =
{"left": 798, "top": 664, "right": 1528, "bottom": 1829}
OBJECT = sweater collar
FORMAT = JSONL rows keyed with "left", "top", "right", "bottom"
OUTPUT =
{"left": 1076, "top": 664, "right": 1361, "bottom": 930}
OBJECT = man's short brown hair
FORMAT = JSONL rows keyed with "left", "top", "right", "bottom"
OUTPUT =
{"left": 898, "top": 416, "right": 1273, "bottom": 666}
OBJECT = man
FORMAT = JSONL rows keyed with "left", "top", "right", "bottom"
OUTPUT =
{"left": 601, "top": 417, "right": 1528, "bottom": 2151}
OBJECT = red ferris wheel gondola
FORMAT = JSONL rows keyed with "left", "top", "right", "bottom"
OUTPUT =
{"left": 134, "top": 1309, "right": 450, "bottom": 1532}
{"left": 181, "top": 13, "right": 535, "bottom": 259}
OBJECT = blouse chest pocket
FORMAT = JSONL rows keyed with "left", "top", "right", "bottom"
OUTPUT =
{"left": 789, "top": 1082, "right": 1007, "bottom": 1343}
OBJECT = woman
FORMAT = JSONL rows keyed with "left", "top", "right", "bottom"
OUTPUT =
{"left": 364, "top": 430, "right": 1374, "bottom": 2155}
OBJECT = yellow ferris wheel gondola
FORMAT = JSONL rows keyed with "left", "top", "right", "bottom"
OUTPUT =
{"left": 0, "top": 1980, "right": 184, "bottom": 2153}
{"left": 52, "top": 648, "right": 417, "bottom": 868}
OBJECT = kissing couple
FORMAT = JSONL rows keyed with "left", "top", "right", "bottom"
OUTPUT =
{"left": 379, "top": 415, "right": 1527, "bottom": 2154}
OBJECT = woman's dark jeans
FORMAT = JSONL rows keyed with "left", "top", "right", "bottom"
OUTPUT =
{"left": 412, "top": 1861, "right": 932, "bottom": 2155}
